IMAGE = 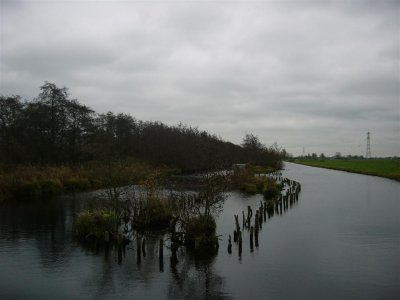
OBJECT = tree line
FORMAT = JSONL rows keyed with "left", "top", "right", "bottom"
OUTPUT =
{"left": 0, "top": 83, "right": 284, "bottom": 172}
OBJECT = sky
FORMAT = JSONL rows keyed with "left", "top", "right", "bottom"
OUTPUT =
{"left": 1, "top": 0, "right": 399, "bottom": 157}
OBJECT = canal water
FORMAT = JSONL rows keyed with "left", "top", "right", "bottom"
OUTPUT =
{"left": 1, "top": 162, "right": 399, "bottom": 299}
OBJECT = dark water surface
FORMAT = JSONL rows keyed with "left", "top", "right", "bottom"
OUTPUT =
{"left": 1, "top": 162, "right": 399, "bottom": 299}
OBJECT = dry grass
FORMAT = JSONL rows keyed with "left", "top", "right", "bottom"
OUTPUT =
{"left": 0, "top": 160, "right": 161, "bottom": 202}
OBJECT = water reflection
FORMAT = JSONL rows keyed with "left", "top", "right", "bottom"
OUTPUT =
{"left": 74, "top": 233, "right": 232, "bottom": 299}
{"left": 0, "top": 195, "right": 84, "bottom": 271}
{"left": 168, "top": 251, "right": 232, "bottom": 300}
{"left": 2, "top": 163, "right": 399, "bottom": 299}
{"left": 70, "top": 176, "right": 302, "bottom": 298}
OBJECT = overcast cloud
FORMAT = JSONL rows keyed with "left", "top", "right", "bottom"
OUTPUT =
{"left": 1, "top": 0, "right": 399, "bottom": 156}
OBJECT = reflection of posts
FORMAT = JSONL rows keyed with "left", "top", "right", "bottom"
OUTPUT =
{"left": 255, "top": 226, "right": 259, "bottom": 248}
{"left": 159, "top": 238, "right": 164, "bottom": 272}
{"left": 255, "top": 210, "right": 259, "bottom": 232}
{"left": 142, "top": 237, "right": 146, "bottom": 257}
{"left": 227, "top": 235, "right": 232, "bottom": 254}
{"left": 136, "top": 236, "right": 141, "bottom": 265}
{"left": 118, "top": 244, "right": 123, "bottom": 264}
{"left": 171, "top": 242, "right": 179, "bottom": 266}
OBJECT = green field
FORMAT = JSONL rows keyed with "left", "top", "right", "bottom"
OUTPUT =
{"left": 294, "top": 159, "right": 400, "bottom": 181}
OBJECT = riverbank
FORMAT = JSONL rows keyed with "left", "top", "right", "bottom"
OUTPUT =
{"left": 0, "top": 160, "right": 172, "bottom": 202}
{"left": 293, "top": 159, "right": 400, "bottom": 181}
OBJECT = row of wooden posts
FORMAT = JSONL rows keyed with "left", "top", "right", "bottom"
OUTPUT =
{"left": 102, "top": 176, "right": 301, "bottom": 267}
{"left": 228, "top": 177, "right": 301, "bottom": 258}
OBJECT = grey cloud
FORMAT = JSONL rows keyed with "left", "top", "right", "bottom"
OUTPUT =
{"left": 3, "top": 42, "right": 115, "bottom": 77}
{"left": 1, "top": 0, "right": 399, "bottom": 157}
{"left": 339, "top": 74, "right": 399, "bottom": 100}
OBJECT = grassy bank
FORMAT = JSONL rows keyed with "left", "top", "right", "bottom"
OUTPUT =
{"left": 0, "top": 160, "right": 169, "bottom": 202}
{"left": 294, "top": 159, "right": 400, "bottom": 181}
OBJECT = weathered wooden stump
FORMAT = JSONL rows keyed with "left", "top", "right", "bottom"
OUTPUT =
{"left": 250, "top": 226, "right": 254, "bottom": 252}
{"left": 238, "top": 232, "right": 242, "bottom": 258}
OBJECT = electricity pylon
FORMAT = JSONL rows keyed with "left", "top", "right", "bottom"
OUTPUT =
{"left": 366, "top": 132, "right": 371, "bottom": 159}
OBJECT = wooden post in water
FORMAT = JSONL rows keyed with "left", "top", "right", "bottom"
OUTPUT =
{"left": 159, "top": 238, "right": 164, "bottom": 272}
{"left": 255, "top": 210, "right": 259, "bottom": 248}
{"left": 250, "top": 226, "right": 254, "bottom": 252}
{"left": 263, "top": 202, "right": 267, "bottom": 222}
{"left": 234, "top": 214, "right": 240, "bottom": 232}
{"left": 247, "top": 206, "right": 253, "bottom": 229}
{"left": 238, "top": 231, "right": 242, "bottom": 258}
{"left": 228, "top": 235, "right": 232, "bottom": 254}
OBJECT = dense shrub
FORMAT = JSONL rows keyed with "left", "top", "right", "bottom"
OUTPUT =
{"left": 262, "top": 177, "right": 281, "bottom": 199}
{"left": 134, "top": 197, "right": 173, "bottom": 229}
{"left": 185, "top": 215, "right": 218, "bottom": 251}
{"left": 231, "top": 165, "right": 281, "bottom": 198}
{"left": 242, "top": 183, "right": 258, "bottom": 194}
{"left": 75, "top": 209, "right": 118, "bottom": 240}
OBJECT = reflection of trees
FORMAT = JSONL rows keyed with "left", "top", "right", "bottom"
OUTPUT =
{"left": 0, "top": 195, "right": 87, "bottom": 271}
{"left": 168, "top": 252, "right": 232, "bottom": 300}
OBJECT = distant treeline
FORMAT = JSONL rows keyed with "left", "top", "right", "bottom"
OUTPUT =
{"left": 0, "top": 82, "right": 284, "bottom": 172}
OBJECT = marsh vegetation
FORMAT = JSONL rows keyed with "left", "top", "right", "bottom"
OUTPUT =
{"left": 1, "top": 83, "right": 289, "bottom": 258}
{"left": 0, "top": 83, "right": 286, "bottom": 203}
